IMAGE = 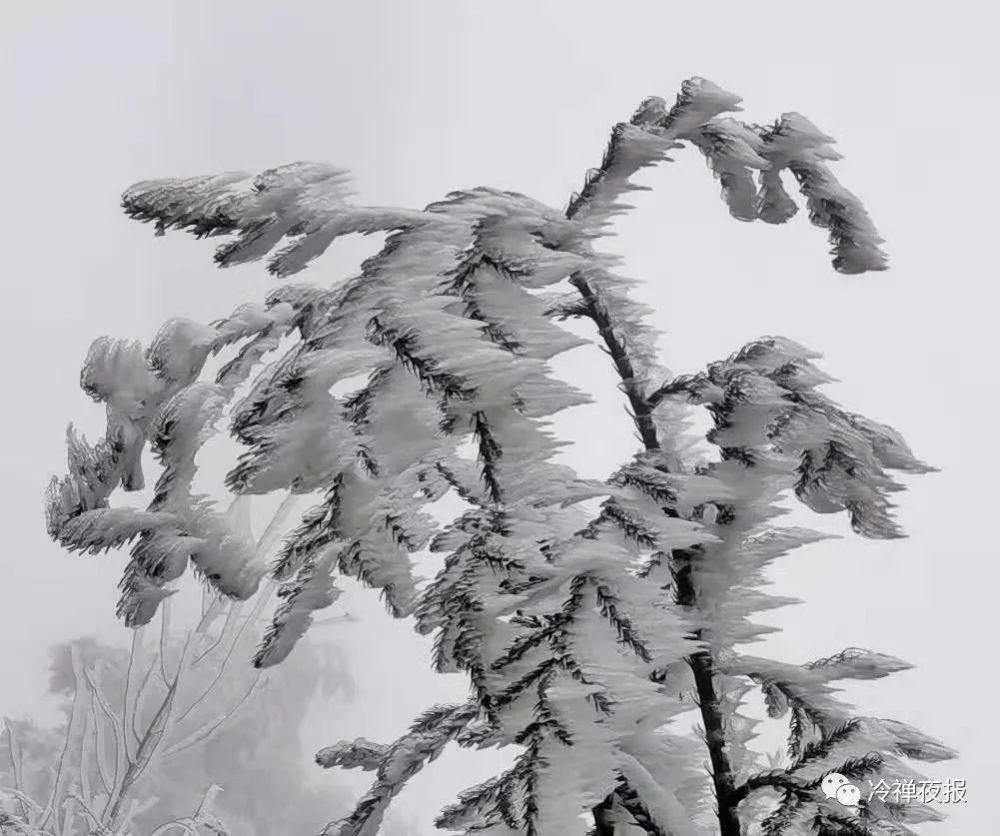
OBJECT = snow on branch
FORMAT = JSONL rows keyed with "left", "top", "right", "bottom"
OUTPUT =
{"left": 122, "top": 162, "right": 429, "bottom": 277}
{"left": 46, "top": 296, "right": 311, "bottom": 624}
{"left": 317, "top": 703, "right": 479, "bottom": 836}
{"left": 650, "top": 336, "right": 934, "bottom": 539}
{"left": 567, "top": 77, "right": 888, "bottom": 273}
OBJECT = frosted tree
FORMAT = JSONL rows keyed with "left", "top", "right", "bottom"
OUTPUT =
{"left": 47, "top": 78, "right": 954, "bottom": 835}
{"left": 1, "top": 570, "right": 352, "bottom": 834}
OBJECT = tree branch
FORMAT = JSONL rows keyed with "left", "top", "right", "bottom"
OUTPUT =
{"left": 2, "top": 720, "right": 29, "bottom": 824}
{"left": 39, "top": 643, "right": 89, "bottom": 833}
{"left": 129, "top": 653, "right": 158, "bottom": 749}
{"left": 162, "top": 675, "right": 264, "bottom": 759}
{"left": 88, "top": 700, "right": 113, "bottom": 797}
{"left": 120, "top": 628, "right": 140, "bottom": 763}
{"left": 563, "top": 98, "right": 743, "bottom": 836}
{"left": 83, "top": 664, "right": 130, "bottom": 796}
{"left": 567, "top": 275, "right": 660, "bottom": 451}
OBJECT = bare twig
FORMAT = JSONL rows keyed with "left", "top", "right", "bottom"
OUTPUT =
{"left": 86, "top": 700, "right": 111, "bottom": 797}
{"left": 3, "top": 720, "right": 28, "bottom": 823}
{"left": 191, "top": 600, "right": 241, "bottom": 668}
{"left": 83, "top": 664, "right": 130, "bottom": 798}
{"left": 163, "top": 675, "right": 264, "bottom": 759}
{"left": 192, "top": 495, "right": 294, "bottom": 670}
{"left": 120, "top": 629, "right": 141, "bottom": 763}
{"left": 159, "top": 597, "right": 173, "bottom": 686}
{"left": 66, "top": 793, "right": 112, "bottom": 835}
{"left": 175, "top": 593, "right": 267, "bottom": 727}
{"left": 178, "top": 497, "right": 291, "bottom": 719}
{"left": 103, "top": 674, "right": 178, "bottom": 830}
{"left": 79, "top": 710, "right": 96, "bottom": 810}
{"left": 256, "top": 492, "right": 301, "bottom": 559}
{"left": 148, "top": 784, "right": 225, "bottom": 836}
{"left": 130, "top": 654, "right": 158, "bottom": 749}
{"left": 39, "top": 644, "right": 89, "bottom": 833}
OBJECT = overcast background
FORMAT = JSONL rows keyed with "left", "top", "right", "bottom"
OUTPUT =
{"left": 2, "top": 1, "right": 996, "bottom": 833}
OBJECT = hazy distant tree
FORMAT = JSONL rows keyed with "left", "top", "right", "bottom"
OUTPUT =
{"left": 0, "top": 579, "right": 352, "bottom": 835}
{"left": 47, "top": 77, "right": 954, "bottom": 834}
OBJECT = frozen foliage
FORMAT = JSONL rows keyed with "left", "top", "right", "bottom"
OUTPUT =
{"left": 46, "top": 298, "right": 306, "bottom": 626}
{"left": 49, "top": 77, "right": 948, "bottom": 835}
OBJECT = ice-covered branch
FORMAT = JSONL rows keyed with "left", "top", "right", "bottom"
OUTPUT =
{"left": 318, "top": 703, "right": 479, "bottom": 836}
{"left": 122, "top": 162, "right": 430, "bottom": 277}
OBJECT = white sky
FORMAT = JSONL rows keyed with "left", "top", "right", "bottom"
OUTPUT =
{"left": 2, "top": 1, "right": 996, "bottom": 832}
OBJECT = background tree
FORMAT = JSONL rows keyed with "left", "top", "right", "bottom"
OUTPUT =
{"left": 47, "top": 77, "right": 954, "bottom": 834}
{"left": 1, "top": 576, "right": 354, "bottom": 835}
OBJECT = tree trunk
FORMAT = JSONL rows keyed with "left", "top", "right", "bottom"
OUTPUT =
{"left": 688, "top": 649, "right": 741, "bottom": 836}
{"left": 592, "top": 794, "right": 617, "bottom": 835}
